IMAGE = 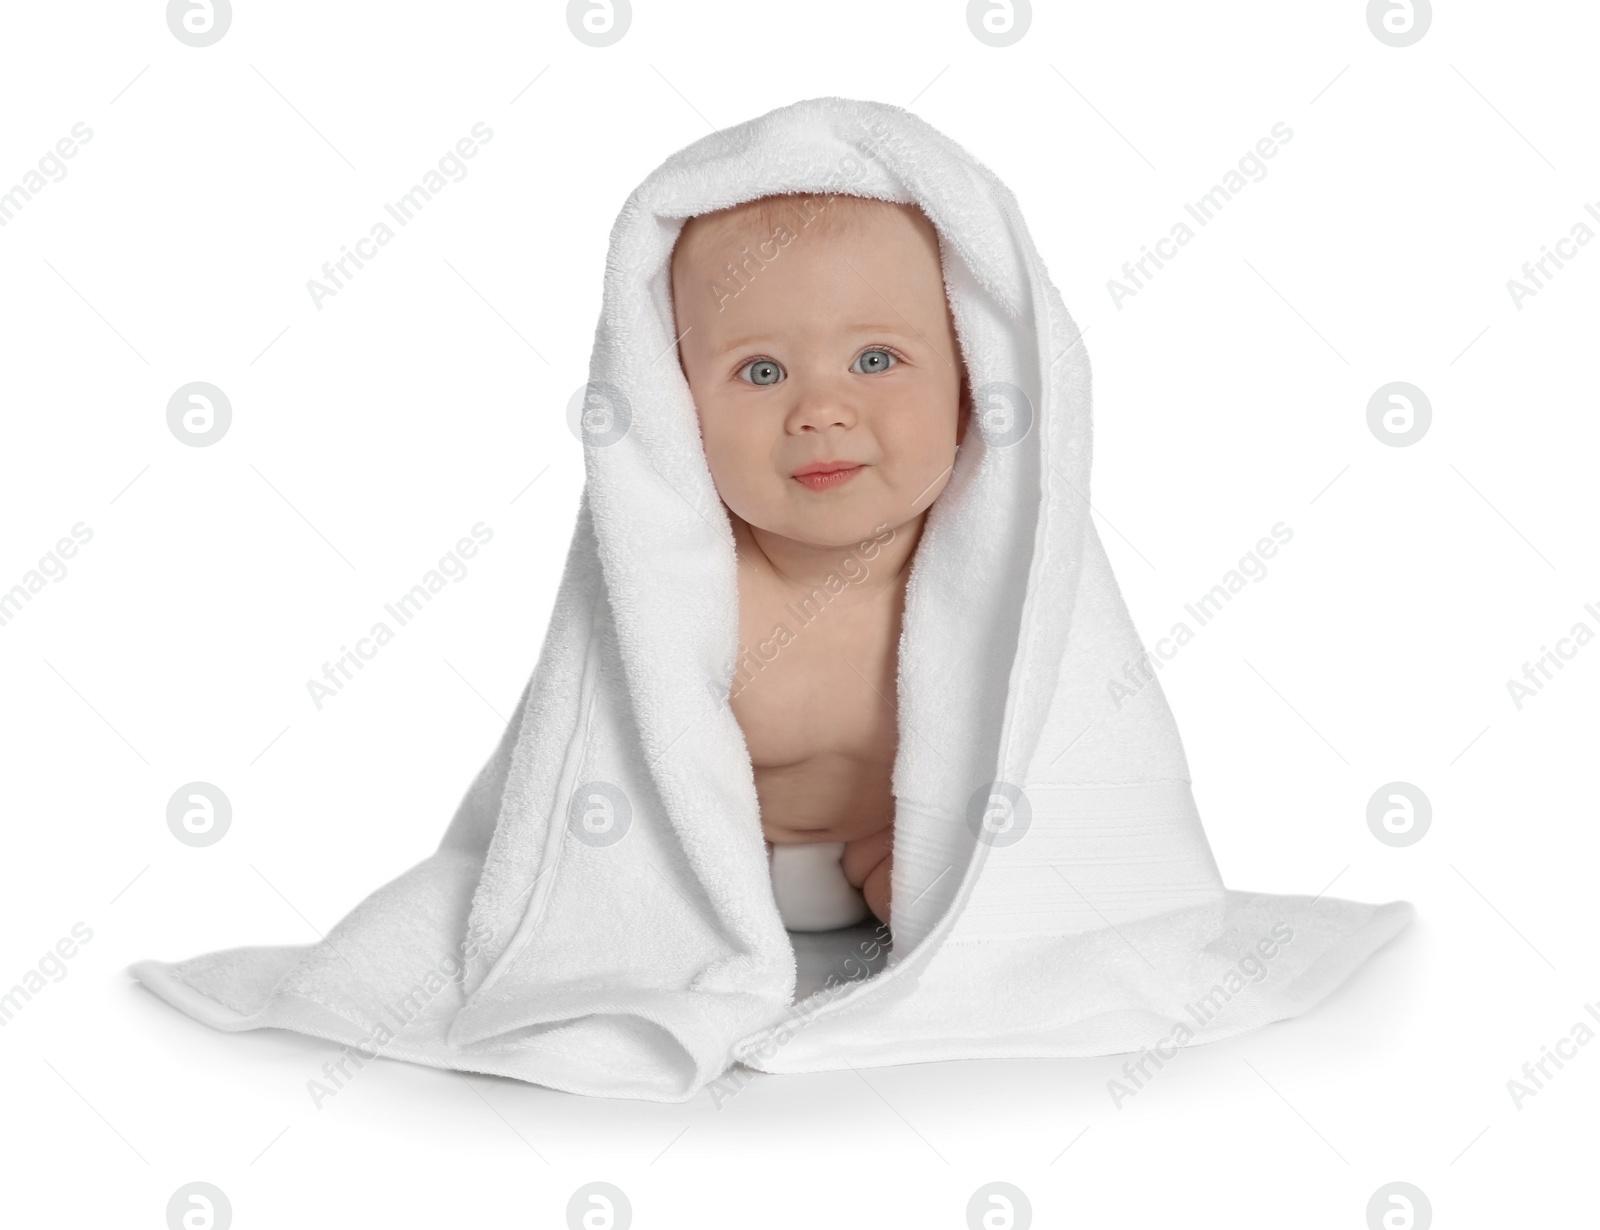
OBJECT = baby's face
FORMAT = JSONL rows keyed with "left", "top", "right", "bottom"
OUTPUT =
{"left": 671, "top": 199, "right": 969, "bottom": 551}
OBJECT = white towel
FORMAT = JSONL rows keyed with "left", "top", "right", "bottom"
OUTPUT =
{"left": 127, "top": 96, "right": 1412, "bottom": 1103}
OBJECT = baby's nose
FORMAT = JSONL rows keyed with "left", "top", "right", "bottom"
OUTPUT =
{"left": 787, "top": 381, "right": 859, "bottom": 431}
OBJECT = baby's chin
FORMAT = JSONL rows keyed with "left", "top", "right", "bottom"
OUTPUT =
{"left": 741, "top": 502, "right": 908, "bottom": 553}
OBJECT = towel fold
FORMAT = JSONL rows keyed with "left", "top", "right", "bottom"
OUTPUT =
{"left": 128, "top": 95, "right": 1411, "bottom": 1103}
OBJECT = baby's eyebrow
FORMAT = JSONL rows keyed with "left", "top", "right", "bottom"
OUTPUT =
{"left": 714, "top": 325, "right": 921, "bottom": 354}
{"left": 840, "top": 323, "right": 914, "bottom": 335}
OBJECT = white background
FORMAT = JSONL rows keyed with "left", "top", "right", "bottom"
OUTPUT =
{"left": 1, "top": 1, "right": 1594, "bottom": 1226}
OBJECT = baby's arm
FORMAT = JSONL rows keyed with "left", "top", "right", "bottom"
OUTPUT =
{"left": 842, "top": 825, "right": 893, "bottom": 927}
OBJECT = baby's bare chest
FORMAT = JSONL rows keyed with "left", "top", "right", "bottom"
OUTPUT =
{"left": 729, "top": 581, "right": 902, "bottom": 841}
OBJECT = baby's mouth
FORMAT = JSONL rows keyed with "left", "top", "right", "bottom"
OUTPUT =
{"left": 792, "top": 463, "right": 865, "bottom": 492}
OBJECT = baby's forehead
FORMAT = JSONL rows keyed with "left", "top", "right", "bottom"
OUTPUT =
{"left": 672, "top": 195, "right": 936, "bottom": 271}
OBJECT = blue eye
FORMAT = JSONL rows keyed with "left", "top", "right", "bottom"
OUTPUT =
{"left": 739, "top": 358, "right": 784, "bottom": 386}
{"left": 852, "top": 348, "right": 898, "bottom": 374}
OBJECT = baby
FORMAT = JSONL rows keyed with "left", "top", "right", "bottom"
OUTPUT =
{"left": 670, "top": 192, "right": 972, "bottom": 933}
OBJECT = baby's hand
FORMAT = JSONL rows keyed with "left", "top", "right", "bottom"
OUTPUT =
{"left": 841, "top": 825, "right": 893, "bottom": 926}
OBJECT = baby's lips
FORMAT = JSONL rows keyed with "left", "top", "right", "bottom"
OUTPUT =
{"left": 791, "top": 460, "right": 867, "bottom": 478}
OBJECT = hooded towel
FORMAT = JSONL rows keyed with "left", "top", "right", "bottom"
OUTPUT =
{"left": 128, "top": 96, "right": 1413, "bottom": 1103}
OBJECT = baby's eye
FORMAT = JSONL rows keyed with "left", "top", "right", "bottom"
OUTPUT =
{"left": 738, "top": 358, "right": 785, "bottom": 386}
{"left": 852, "top": 348, "right": 899, "bottom": 375}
